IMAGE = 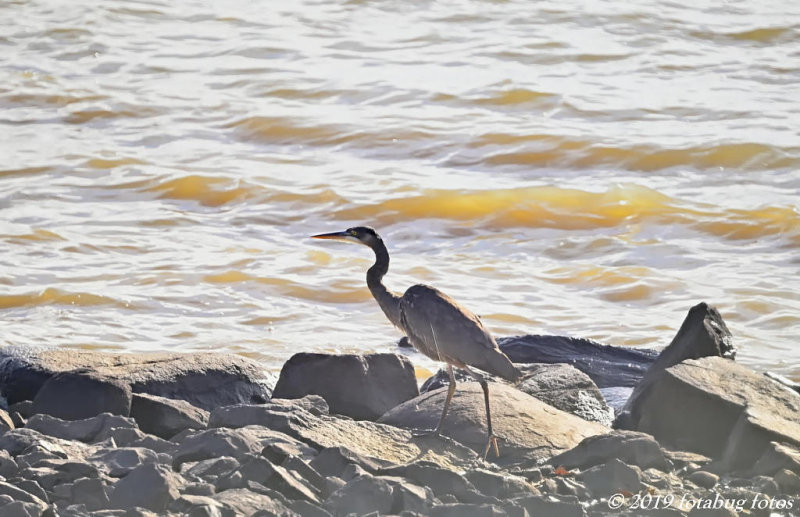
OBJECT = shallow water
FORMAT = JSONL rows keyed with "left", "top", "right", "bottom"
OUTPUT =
{"left": 1, "top": 0, "right": 798, "bottom": 381}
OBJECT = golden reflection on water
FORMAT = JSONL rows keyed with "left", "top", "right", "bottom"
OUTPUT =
{"left": 0, "top": 0, "right": 798, "bottom": 381}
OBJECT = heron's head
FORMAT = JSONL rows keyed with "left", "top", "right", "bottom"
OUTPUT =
{"left": 311, "top": 226, "right": 380, "bottom": 247}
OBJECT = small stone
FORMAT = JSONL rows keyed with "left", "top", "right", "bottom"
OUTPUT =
{"left": 549, "top": 430, "right": 671, "bottom": 471}
{"left": 511, "top": 495, "right": 585, "bottom": 517}
{"left": 8, "top": 401, "right": 33, "bottom": 419}
{"left": 464, "top": 469, "right": 534, "bottom": 498}
{"left": 310, "top": 446, "right": 383, "bottom": 478}
{"left": 688, "top": 470, "right": 719, "bottom": 489}
{"left": 182, "top": 456, "right": 240, "bottom": 484}
{"left": 212, "top": 487, "right": 292, "bottom": 516}
{"left": 430, "top": 503, "right": 506, "bottom": 517}
{"left": 325, "top": 474, "right": 393, "bottom": 516}
{"left": 31, "top": 370, "right": 132, "bottom": 420}
{"left": 578, "top": 458, "right": 641, "bottom": 496}
{"left": 774, "top": 468, "right": 800, "bottom": 494}
{"left": 109, "top": 463, "right": 182, "bottom": 512}
{"left": 130, "top": 393, "right": 209, "bottom": 440}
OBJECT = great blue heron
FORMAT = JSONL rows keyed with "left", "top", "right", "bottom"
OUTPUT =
{"left": 312, "top": 226, "right": 521, "bottom": 458}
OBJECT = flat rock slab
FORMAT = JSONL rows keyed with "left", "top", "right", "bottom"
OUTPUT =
{"left": 630, "top": 356, "right": 800, "bottom": 472}
{"left": 272, "top": 352, "right": 419, "bottom": 421}
{"left": 379, "top": 382, "right": 608, "bottom": 466}
{"left": 497, "top": 334, "right": 658, "bottom": 388}
{"left": 0, "top": 346, "right": 272, "bottom": 411}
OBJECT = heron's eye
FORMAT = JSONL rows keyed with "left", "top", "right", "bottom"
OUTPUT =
{"left": 349, "top": 229, "right": 358, "bottom": 236}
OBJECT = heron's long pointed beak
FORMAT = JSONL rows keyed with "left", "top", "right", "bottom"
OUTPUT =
{"left": 311, "top": 231, "right": 360, "bottom": 244}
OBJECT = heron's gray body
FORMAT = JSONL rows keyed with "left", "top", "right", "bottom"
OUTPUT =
{"left": 399, "top": 284, "right": 519, "bottom": 382}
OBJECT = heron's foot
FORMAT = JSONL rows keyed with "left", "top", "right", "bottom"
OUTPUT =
{"left": 412, "top": 428, "right": 441, "bottom": 438}
{"left": 483, "top": 434, "right": 500, "bottom": 460}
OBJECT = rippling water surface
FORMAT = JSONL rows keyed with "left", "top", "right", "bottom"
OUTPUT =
{"left": 2, "top": 0, "right": 799, "bottom": 381}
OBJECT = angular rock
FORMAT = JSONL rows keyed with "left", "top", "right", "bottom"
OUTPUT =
{"left": 775, "top": 468, "right": 800, "bottom": 494}
{"left": 622, "top": 356, "right": 800, "bottom": 471}
{"left": 464, "top": 469, "right": 534, "bottom": 499}
{"left": 24, "top": 413, "right": 137, "bottom": 443}
{"left": 269, "top": 395, "right": 330, "bottom": 416}
{"left": 325, "top": 474, "right": 394, "bottom": 516}
{"left": 379, "top": 475, "right": 434, "bottom": 513}
{"left": 19, "top": 459, "right": 99, "bottom": 491}
{"left": 273, "top": 353, "right": 419, "bottom": 421}
{"left": 0, "top": 481, "right": 48, "bottom": 507}
{"left": 498, "top": 334, "right": 658, "bottom": 388}
{"left": 71, "top": 476, "right": 110, "bottom": 511}
{"left": 0, "top": 428, "right": 90, "bottom": 462}
{"left": 549, "top": 430, "right": 671, "bottom": 471}
{"left": 212, "top": 488, "right": 291, "bottom": 516}
{"left": 31, "top": 370, "right": 132, "bottom": 420}
{"left": 379, "top": 461, "right": 480, "bottom": 503}
{"left": 109, "top": 463, "right": 181, "bottom": 512}
{"left": 0, "top": 409, "right": 13, "bottom": 432}
{"left": 282, "top": 455, "right": 328, "bottom": 496}
{"left": 750, "top": 441, "right": 800, "bottom": 476}
{"left": 130, "top": 392, "right": 208, "bottom": 439}
{"left": 170, "top": 493, "right": 229, "bottom": 517}
{"left": 0, "top": 500, "right": 48, "bottom": 517}
{"left": 310, "top": 446, "right": 386, "bottom": 478}
{"left": 0, "top": 450, "right": 19, "bottom": 478}
{"left": 431, "top": 503, "right": 506, "bottom": 517}
{"left": 379, "top": 382, "right": 607, "bottom": 465}
{"left": 0, "top": 346, "right": 272, "bottom": 410}
{"left": 511, "top": 494, "right": 585, "bottom": 517}
{"left": 616, "top": 302, "right": 735, "bottom": 428}
{"left": 88, "top": 447, "right": 160, "bottom": 477}
{"left": 230, "top": 454, "right": 321, "bottom": 503}
{"left": 173, "top": 426, "right": 305, "bottom": 471}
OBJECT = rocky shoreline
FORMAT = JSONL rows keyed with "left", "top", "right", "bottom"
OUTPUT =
{"left": 0, "top": 302, "right": 798, "bottom": 516}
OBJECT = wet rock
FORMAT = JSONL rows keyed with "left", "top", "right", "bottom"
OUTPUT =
{"left": 0, "top": 409, "right": 13, "bottom": 431}
{"left": 498, "top": 334, "right": 658, "bottom": 388}
{"left": 578, "top": 458, "right": 641, "bottom": 496}
{"left": 622, "top": 356, "right": 800, "bottom": 471}
{"left": 273, "top": 353, "right": 419, "bottom": 421}
{"left": 688, "top": 470, "right": 718, "bottom": 488}
{"left": 510, "top": 495, "right": 586, "bottom": 517}
{"left": 109, "top": 463, "right": 182, "bottom": 512}
{"left": 24, "top": 413, "right": 137, "bottom": 443}
{"left": 379, "top": 382, "right": 607, "bottom": 465}
{"left": 549, "top": 430, "right": 671, "bottom": 471}
{"left": 325, "top": 473, "right": 394, "bottom": 516}
{"left": 616, "top": 302, "right": 735, "bottom": 428}
{"left": 517, "top": 363, "right": 613, "bottom": 426}
{"left": 88, "top": 447, "right": 159, "bottom": 477}
{"left": 464, "top": 468, "right": 534, "bottom": 498}
{"left": 0, "top": 346, "right": 272, "bottom": 410}
{"left": 212, "top": 488, "right": 292, "bottom": 516}
{"left": 130, "top": 393, "right": 208, "bottom": 439}
{"left": 750, "top": 441, "right": 800, "bottom": 476}
{"left": 31, "top": 371, "right": 132, "bottom": 421}
{"left": 71, "top": 476, "right": 110, "bottom": 511}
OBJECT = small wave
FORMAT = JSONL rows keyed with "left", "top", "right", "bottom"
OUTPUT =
{"left": 203, "top": 271, "right": 372, "bottom": 304}
{"left": 0, "top": 288, "right": 126, "bottom": 309}
{"left": 469, "top": 134, "right": 799, "bottom": 171}
{"left": 146, "top": 175, "right": 253, "bottom": 207}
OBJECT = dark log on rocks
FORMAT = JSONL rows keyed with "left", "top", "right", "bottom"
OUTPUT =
{"left": 623, "top": 356, "right": 800, "bottom": 473}
{"left": 272, "top": 352, "right": 419, "bottom": 421}
{"left": 0, "top": 346, "right": 272, "bottom": 411}
{"left": 378, "top": 382, "right": 607, "bottom": 466}
{"left": 497, "top": 335, "right": 658, "bottom": 388}
{"left": 615, "top": 302, "right": 735, "bottom": 428}
{"left": 422, "top": 363, "right": 613, "bottom": 426}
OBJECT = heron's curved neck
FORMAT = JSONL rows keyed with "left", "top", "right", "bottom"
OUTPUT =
{"left": 366, "top": 237, "right": 402, "bottom": 329}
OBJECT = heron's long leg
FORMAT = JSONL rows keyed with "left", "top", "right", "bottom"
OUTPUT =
{"left": 464, "top": 366, "right": 500, "bottom": 459}
{"left": 434, "top": 365, "right": 457, "bottom": 434}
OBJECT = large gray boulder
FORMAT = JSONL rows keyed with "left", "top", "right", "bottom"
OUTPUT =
{"left": 272, "top": 353, "right": 419, "bottom": 421}
{"left": 379, "top": 382, "right": 608, "bottom": 466}
{"left": 626, "top": 356, "right": 800, "bottom": 472}
{"left": 31, "top": 370, "right": 132, "bottom": 420}
{"left": 0, "top": 346, "right": 272, "bottom": 411}
{"left": 615, "top": 302, "right": 735, "bottom": 428}
{"left": 549, "top": 430, "right": 671, "bottom": 471}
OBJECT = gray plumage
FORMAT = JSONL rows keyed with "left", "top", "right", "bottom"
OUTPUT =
{"left": 312, "top": 225, "right": 521, "bottom": 458}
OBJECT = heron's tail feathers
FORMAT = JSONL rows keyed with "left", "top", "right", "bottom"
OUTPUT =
{"left": 486, "top": 350, "right": 522, "bottom": 384}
